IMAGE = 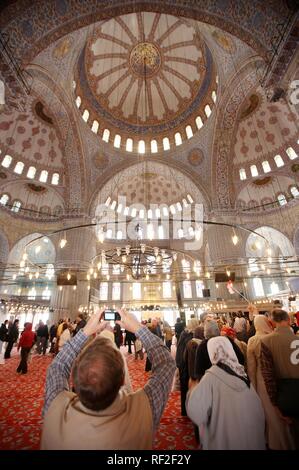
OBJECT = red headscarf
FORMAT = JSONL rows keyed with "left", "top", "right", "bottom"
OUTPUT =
{"left": 221, "top": 326, "right": 237, "bottom": 340}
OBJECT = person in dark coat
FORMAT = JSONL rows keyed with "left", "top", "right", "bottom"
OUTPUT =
{"left": 0, "top": 320, "right": 8, "bottom": 355}
{"left": 36, "top": 321, "right": 49, "bottom": 355}
{"left": 175, "top": 318, "right": 185, "bottom": 342}
{"left": 114, "top": 323, "right": 123, "bottom": 348}
{"left": 73, "top": 314, "right": 87, "bottom": 336}
{"left": 175, "top": 329, "right": 193, "bottom": 415}
{"left": 49, "top": 324, "right": 57, "bottom": 353}
{"left": 4, "top": 319, "right": 19, "bottom": 359}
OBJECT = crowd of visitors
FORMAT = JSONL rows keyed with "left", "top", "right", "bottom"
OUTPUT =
{"left": 0, "top": 306, "right": 298, "bottom": 450}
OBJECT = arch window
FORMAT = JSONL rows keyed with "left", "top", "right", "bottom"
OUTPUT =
{"left": 82, "top": 109, "right": 89, "bottom": 123}
{"left": 42, "top": 287, "right": 51, "bottom": 300}
{"left": 11, "top": 200, "right": 21, "bottom": 213}
{"left": 91, "top": 120, "right": 99, "bottom": 134}
{"left": 262, "top": 161, "right": 271, "bottom": 173}
{"left": 174, "top": 132, "right": 182, "bottom": 146}
{"left": 277, "top": 194, "right": 287, "bottom": 206}
{"left": 163, "top": 137, "right": 170, "bottom": 150}
{"left": 151, "top": 139, "right": 158, "bottom": 153}
{"left": 211, "top": 91, "right": 217, "bottom": 103}
{"left": 51, "top": 173, "right": 60, "bottom": 185}
{"left": 250, "top": 165, "right": 258, "bottom": 177}
{"left": 239, "top": 168, "right": 246, "bottom": 180}
{"left": 253, "top": 278, "right": 264, "bottom": 297}
{"left": 290, "top": 186, "right": 299, "bottom": 198}
{"left": 114, "top": 134, "right": 121, "bottom": 148}
{"left": 14, "top": 161, "right": 24, "bottom": 174}
{"left": 0, "top": 193, "right": 9, "bottom": 205}
{"left": 2, "top": 154, "right": 12, "bottom": 168}
{"left": 286, "top": 147, "right": 298, "bottom": 160}
{"left": 274, "top": 154, "right": 284, "bottom": 167}
{"left": 186, "top": 125, "right": 193, "bottom": 139}
{"left": 116, "top": 230, "right": 123, "bottom": 240}
{"left": 27, "top": 166, "right": 36, "bottom": 179}
{"left": 138, "top": 140, "right": 145, "bottom": 154}
{"left": 158, "top": 224, "right": 164, "bottom": 239}
{"left": 75, "top": 96, "right": 81, "bottom": 108}
{"left": 102, "top": 129, "right": 110, "bottom": 143}
{"left": 205, "top": 104, "right": 212, "bottom": 118}
{"left": 126, "top": 138, "right": 133, "bottom": 152}
{"left": 195, "top": 116, "right": 203, "bottom": 129}
{"left": 39, "top": 170, "right": 48, "bottom": 183}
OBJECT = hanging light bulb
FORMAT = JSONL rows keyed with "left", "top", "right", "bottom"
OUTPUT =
{"left": 244, "top": 281, "right": 247, "bottom": 287}
{"left": 232, "top": 231, "right": 239, "bottom": 245}
{"left": 35, "top": 271, "right": 39, "bottom": 279}
{"left": 226, "top": 269, "right": 231, "bottom": 277}
{"left": 22, "top": 253, "right": 28, "bottom": 261}
{"left": 186, "top": 273, "right": 190, "bottom": 279}
{"left": 156, "top": 255, "right": 162, "bottom": 263}
{"left": 172, "top": 253, "right": 177, "bottom": 261}
{"left": 73, "top": 286, "right": 77, "bottom": 291}
{"left": 20, "top": 260, "right": 25, "bottom": 268}
{"left": 25, "top": 266, "right": 29, "bottom": 273}
{"left": 268, "top": 257, "right": 272, "bottom": 264}
{"left": 97, "top": 262, "right": 101, "bottom": 270}
{"left": 125, "top": 245, "right": 131, "bottom": 255}
{"left": 205, "top": 272, "right": 210, "bottom": 278}
{"left": 247, "top": 269, "right": 251, "bottom": 276}
{"left": 87, "top": 285, "right": 90, "bottom": 291}
{"left": 116, "top": 247, "right": 121, "bottom": 257}
{"left": 146, "top": 274, "right": 149, "bottom": 281}
{"left": 141, "top": 244, "right": 146, "bottom": 254}
{"left": 89, "top": 267, "right": 94, "bottom": 275}
{"left": 98, "top": 230, "right": 104, "bottom": 243}
{"left": 86, "top": 274, "right": 90, "bottom": 281}
{"left": 60, "top": 238, "right": 67, "bottom": 249}
{"left": 267, "top": 247, "right": 272, "bottom": 256}
{"left": 286, "top": 268, "right": 291, "bottom": 274}
{"left": 126, "top": 273, "right": 130, "bottom": 281}
{"left": 93, "top": 272, "right": 97, "bottom": 279}
{"left": 67, "top": 273, "right": 71, "bottom": 281}
{"left": 29, "top": 273, "right": 33, "bottom": 280}
{"left": 266, "top": 268, "right": 271, "bottom": 275}
{"left": 106, "top": 274, "right": 110, "bottom": 281}
{"left": 12, "top": 274, "right": 16, "bottom": 280}
{"left": 166, "top": 274, "right": 170, "bottom": 280}
{"left": 59, "top": 286, "right": 63, "bottom": 291}
{"left": 216, "top": 283, "right": 219, "bottom": 288}
{"left": 122, "top": 255, "right": 127, "bottom": 263}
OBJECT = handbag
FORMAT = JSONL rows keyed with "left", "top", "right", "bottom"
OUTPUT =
{"left": 135, "top": 339, "right": 142, "bottom": 352}
{"left": 276, "top": 378, "right": 299, "bottom": 418}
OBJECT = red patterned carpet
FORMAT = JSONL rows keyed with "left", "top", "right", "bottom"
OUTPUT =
{"left": 0, "top": 347, "right": 197, "bottom": 450}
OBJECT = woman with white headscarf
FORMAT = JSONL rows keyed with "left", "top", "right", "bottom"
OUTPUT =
{"left": 247, "top": 315, "right": 295, "bottom": 450}
{"left": 186, "top": 336, "right": 266, "bottom": 450}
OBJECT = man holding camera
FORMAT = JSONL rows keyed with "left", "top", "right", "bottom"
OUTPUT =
{"left": 41, "top": 309, "right": 176, "bottom": 449}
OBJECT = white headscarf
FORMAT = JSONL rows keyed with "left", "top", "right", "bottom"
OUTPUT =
{"left": 254, "top": 315, "right": 273, "bottom": 336}
{"left": 207, "top": 336, "right": 247, "bottom": 380}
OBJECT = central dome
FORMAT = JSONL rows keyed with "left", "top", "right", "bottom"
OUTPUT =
{"left": 75, "top": 12, "right": 217, "bottom": 149}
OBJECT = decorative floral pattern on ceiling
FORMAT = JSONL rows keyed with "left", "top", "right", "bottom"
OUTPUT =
{"left": 78, "top": 12, "right": 214, "bottom": 134}
{"left": 234, "top": 87, "right": 298, "bottom": 165}
{"left": 0, "top": 96, "right": 64, "bottom": 170}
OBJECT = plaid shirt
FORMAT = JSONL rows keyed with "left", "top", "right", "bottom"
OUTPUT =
{"left": 43, "top": 327, "right": 175, "bottom": 431}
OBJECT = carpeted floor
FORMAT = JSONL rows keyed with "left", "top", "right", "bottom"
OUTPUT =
{"left": 0, "top": 348, "right": 198, "bottom": 450}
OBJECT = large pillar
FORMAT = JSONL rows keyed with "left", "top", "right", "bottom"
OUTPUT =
{"left": 50, "top": 227, "right": 96, "bottom": 321}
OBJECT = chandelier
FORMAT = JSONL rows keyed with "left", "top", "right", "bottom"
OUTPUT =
{"left": 93, "top": 224, "right": 176, "bottom": 280}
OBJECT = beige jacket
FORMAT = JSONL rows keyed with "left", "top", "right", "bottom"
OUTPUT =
{"left": 41, "top": 388, "right": 152, "bottom": 450}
